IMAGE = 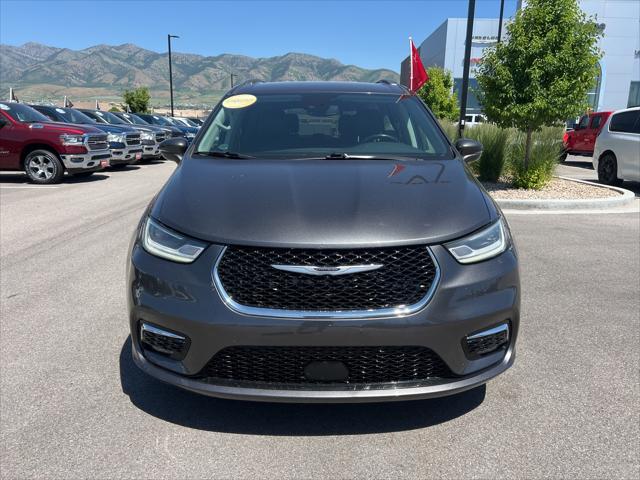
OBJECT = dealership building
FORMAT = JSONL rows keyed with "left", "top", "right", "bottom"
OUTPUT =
{"left": 401, "top": 0, "right": 640, "bottom": 114}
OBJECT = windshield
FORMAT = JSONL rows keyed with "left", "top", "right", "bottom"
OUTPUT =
{"left": 120, "top": 113, "right": 149, "bottom": 125}
{"left": 93, "top": 110, "right": 127, "bottom": 125}
{"left": 142, "top": 115, "right": 173, "bottom": 126}
{"left": 195, "top": 93, "right": 451, "bottom": 159}
{"left": 57, "top": 108, "right": 94, "bottom": 124}
{"left": 0, "top": 103, "right": 50, "bottom": 123}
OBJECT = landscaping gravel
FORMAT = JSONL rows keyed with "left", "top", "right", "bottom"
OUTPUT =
{"left": 483, "top": 177, "right": 619, "bottom": 200}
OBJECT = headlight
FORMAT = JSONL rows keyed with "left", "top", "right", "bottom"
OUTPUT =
{"left": 140, "top": 131, "right": 154, "bottom": 140}
{"left": 107, "top": 133, "right": 126, "bottom": 143}
{"left": 142, "top": 217, "right": 207, "bottom": 263}
{"left": 445, "top": 218, "right": 509, "bottom": 264}
{"left": 59, "top": 134, "right": 85, "bottom": 146}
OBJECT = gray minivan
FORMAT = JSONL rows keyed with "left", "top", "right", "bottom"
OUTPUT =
{"left": 127, "top": 81, "right": 520, "bottom": 402}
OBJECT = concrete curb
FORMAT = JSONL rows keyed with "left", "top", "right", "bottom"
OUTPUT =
{"left": 494, "top": 176, "right": 636, "bottom": 211}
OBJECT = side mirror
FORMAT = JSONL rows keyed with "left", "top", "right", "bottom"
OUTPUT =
{"left": 455, "top": 138, "right": 483, "bottom": 163}
{"left": 159, "top": 137, "right": 188, "bottom": 163}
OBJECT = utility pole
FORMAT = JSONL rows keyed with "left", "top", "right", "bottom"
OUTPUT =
{"left": 457, "top": 0, "right": 476, "bottom": 138}
{"left": 497, "top": 0, "right": 505, "bottom": 42}
{"left": 167, "top": 34, "right": 179, "bottom": 116}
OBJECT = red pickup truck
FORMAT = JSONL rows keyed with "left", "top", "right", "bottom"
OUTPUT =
{"left": 562, "top": 111, "right": 613, "bottom": 161}
{"left": 0, "top": 102, "right": 111, "bottom": 184}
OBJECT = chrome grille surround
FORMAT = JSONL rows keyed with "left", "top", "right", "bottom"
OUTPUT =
{"left": 125, "top": 133, "right": 141, "bottom": 146}
{"left": 85, "top": 134, "right": 109, "bottom": 151}
{"left": 212, "top": 245, "right": 441, "bottom": 319}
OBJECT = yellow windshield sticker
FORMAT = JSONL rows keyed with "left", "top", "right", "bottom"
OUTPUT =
{"left": 222, "top": 94, "right": 257, "bottom": 109}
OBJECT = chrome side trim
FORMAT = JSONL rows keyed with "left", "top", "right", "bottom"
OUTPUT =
{"left": 467, "top": 323, "right": 509, "bottom": 340}
{"left": 141, "top": 322, "right": 185, "bottom": 340}
{"left": 212, "top": 246, "right": 441, "bottom": 319}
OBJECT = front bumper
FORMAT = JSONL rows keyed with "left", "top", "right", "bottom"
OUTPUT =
{"left": 142, "top": 144, "right": 161, "bottom": 158}
{"left": 109, "top": 145, "right": 143, "bottom": 165}
{"left": 127, "top": 243, "right": 520, "bottom": 403}
{"left": 60, "top": 149, "right": 110, "bottom": 171}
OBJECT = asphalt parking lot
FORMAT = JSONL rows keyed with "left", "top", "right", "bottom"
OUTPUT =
{"left": 1, "top": 160, "right": 638, "bottom": 479}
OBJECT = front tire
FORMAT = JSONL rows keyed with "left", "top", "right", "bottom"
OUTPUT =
{"left": 559, "top": 151, "right": 568, "bottom": 162}
{"left": 597, "top": 153, "right": 622, "bottom": 186}
{"left": 24, "top": 150, "right": 64, "bottom": 184}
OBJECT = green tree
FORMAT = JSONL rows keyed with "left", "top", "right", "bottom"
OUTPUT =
{"left": 108, "top": 106, "right": 121, "bottom": 112}
{"left": 416, "top": 67, "right": 459, "bottom": 121}
{"left": 122, "top": 86, "right": 151, "bottom": 113}
{"left": 476, "top": 0, "right": 601, "bottom": 170}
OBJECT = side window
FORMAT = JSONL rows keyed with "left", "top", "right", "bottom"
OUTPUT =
{"left": 590, "top": 115, "right": 602, "bottom": 129}
{"left": 610, "top": 111, "right": 640, "bottom": 134}
{"left": 578, "top": 115, "right": 589, "bottom": 129}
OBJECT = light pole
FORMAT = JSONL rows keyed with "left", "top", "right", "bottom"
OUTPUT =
{"left": 457, "top": 0, "right": 476, "bottom": 138}
{"left": 167, "top": 34, "right": 179, "bottom": 116}
{"left": 497, "top": 0, "right": 505, "bottom": 42}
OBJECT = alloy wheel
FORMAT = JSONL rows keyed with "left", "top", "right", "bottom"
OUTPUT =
{"left": 27, "top": 155, "right": 56, "bottom": 181}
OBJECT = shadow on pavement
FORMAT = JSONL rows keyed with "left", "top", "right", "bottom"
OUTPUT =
{"left": 0, "top": 172, "right": 109, "bottom": 185}
{"left": 561, "top": 160, "right": 593, "bottom": 170}
{"left": 110, "top": 165, "right": 141, "bottom": 172}
{"left": 119, "top": 337, "right": 485, "bottom": 435}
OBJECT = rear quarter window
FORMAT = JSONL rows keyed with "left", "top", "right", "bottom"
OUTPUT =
{"left": 609, "top": 111, "right": 640, "bottom": 134}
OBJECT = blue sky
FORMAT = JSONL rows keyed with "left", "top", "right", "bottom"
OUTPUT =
{"left": 0, "top": 0, "right": 517, "bottom": 72}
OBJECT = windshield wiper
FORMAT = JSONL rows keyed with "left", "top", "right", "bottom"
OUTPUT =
{"left": 324, "top": 152, "right": 421, "bottom": 161}
{"left": 194, "top": 151, "right": 254, "bottom": 159}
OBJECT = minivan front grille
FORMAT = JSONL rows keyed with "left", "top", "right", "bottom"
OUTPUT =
{"left": 86, "top": 134, "right": 108, "bottom": 151}
{"left": 214, "top": 245, "right": 438, "bottom": 315}
{"left": 197, "top": 345, "right": 454, "bottom": 387}
{"left": 125, "top": 133, "right": 141, "bottom": 146}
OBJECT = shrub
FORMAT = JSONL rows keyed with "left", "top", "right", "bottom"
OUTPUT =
{"left": 507, "top": 126, "right": 564, "bottom": 189}
{"left": 417, "top": 67, "right": 459, "bottom": 121}
{"left": 465, "top": 124, "right": 510, "bottom": 182}
{"left": 439, "top": 120, "right": 458, "bottom": 141}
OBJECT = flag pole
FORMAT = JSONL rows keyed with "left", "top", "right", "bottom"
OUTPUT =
{"left": 409, "top": 37, "right": 414, "bottom": 92}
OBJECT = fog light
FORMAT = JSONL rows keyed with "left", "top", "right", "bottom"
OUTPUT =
{"left": 464, "top": 323, "right": 509, "bottom": 359}
{"left": 140, "top": 322, "right": 188, "bottom": 359}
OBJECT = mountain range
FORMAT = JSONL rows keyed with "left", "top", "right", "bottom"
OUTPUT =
{"left": 0, "top": 42, "right": 399, "bottom": 107}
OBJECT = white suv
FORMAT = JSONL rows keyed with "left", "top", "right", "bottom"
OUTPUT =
{"left": 593, "top": 107, "right": 640, "bottom": 185}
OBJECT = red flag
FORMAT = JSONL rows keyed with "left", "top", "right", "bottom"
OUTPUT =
{"left": 409, "top": 38, "right": 429, "bottom": 92}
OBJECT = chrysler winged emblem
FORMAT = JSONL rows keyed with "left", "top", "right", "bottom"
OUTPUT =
{"left": 271, "top": 264, "right": 383, "bottom": 276}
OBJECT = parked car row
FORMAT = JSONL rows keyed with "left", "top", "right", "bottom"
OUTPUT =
{"left": 561, "top": 107, "right": 640, "bottom": 185}
{"left": 0, "top": 102, "right": 203, "bottom": 184}
{"left": 592, "top": 107, "right": 640, "bottom": 185}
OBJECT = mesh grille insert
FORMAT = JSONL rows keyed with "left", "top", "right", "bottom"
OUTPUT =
{"left": 215, "top": 245, "right": 437, "bottom": 312}
{"left": 197, "top": 345, "right": 454, "bottom": 386}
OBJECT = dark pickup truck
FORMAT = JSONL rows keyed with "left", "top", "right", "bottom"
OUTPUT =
{"left": 0, "top": 102, "right": 110, "bottom": 184}
{"left": 31, "top": 105, "right": 142, "bottom": 167}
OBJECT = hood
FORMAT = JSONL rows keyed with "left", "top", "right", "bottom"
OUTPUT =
{"left": 174, "top": 125, "right": 198, "bottom": 134}
{"left": 127, "top": 124, "right": 157, "bottom": 133}
{"left": 91, "top": 124, "right": 136, "bottom": 134}
{"left": 152, "top": 158, "right": 494, "bottom": 248}
{"left": 134, "top": 124, "right": 165, "bottom": 133}
{"left": 32, "top": 122, "right": 103, "bottom": 135}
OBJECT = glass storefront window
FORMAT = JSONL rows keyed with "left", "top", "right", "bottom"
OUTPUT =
{"left": 628, "top": 81, "right": 640, "bottom": 108}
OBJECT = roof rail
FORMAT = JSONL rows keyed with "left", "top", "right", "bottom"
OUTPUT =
{"left": 376, "top": 79, "right": 392, "bottom": 85}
